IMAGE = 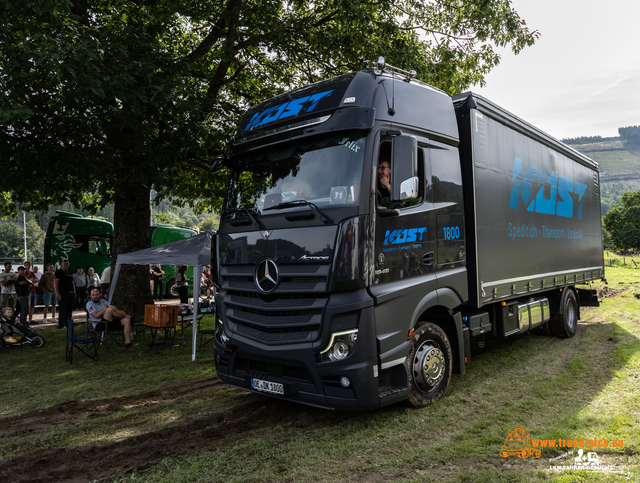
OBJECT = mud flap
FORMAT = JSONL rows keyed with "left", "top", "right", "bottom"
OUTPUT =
{"left": 452, "top": 311, "right": 466, "bottom": 375}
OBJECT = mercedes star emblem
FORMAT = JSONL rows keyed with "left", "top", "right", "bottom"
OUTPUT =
{"left": 254, "top": 258, "right": 279, "bottom": 293}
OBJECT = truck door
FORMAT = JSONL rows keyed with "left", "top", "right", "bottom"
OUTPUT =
{"left": 371, "top": 137, "right": 438, "bottom": 367}
{"left": 374, "top": 139, "right": 436, "bottom": 284}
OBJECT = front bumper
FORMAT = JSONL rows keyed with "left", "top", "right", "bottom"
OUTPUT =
{"left": 215, "top": 297, "right": 382, "bottom": 410}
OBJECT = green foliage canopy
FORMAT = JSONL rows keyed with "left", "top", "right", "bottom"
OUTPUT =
{"left": 603, "top": 190, "right": 640, "bottom": 250}
{"left": 1, "top": 0, "right": 538, "bottom": 218}
{"left": 0, "top": 0, "right": 538, "bottom": 310}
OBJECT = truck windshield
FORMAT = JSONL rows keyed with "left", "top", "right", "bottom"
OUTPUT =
{"left": 223, "top": 131, "right": 367, "bottom": 219}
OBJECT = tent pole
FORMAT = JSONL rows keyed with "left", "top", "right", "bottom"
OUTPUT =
{"left": 192, "top": 265, "right": 201, "bottom": 361}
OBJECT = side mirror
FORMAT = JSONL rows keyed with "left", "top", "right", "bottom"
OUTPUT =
{"left": 399, "top": 177, "right": 419, "bottom": 200}
{"left": 391, "top": 135, "right": 417, "bottom": 200}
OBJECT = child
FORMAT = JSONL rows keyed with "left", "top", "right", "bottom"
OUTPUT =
{"left": 0, "top": 307, "right": 16, "bottom": 338}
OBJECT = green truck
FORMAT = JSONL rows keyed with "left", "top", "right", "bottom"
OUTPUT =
{"left": 44, "top": 211, "right": 197, "bottom": 298}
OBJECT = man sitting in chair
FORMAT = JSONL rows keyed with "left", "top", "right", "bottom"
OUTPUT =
{"left": 86, "top": 289, "right": 139, "bottom": 351}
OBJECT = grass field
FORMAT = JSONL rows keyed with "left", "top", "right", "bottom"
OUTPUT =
{"left": 1, "top": 264, "right": 639, "bottom": 483}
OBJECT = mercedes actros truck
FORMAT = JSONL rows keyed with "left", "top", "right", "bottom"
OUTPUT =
{"left": 212, "top": 58, "right": 604, "bottom": 410}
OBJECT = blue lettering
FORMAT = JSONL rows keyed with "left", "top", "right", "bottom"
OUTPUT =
{"left": 509, "top": 157, "right": 587, "bottom": 220}
{"left": 243, "top": 90, "right": 334, "bottom": 132}
{"left": 523, "top": 164, "right": 538, "bottom": 212}
{"left": 383, "top": 227, "right": 428, "bottom": 245}
{"left": 535, "top": 170, "right": 557, "bottom": 215}
{"left": 278, "top": 96, "right": 309, "bottom": 120}
{"left": 306, "top": 91, "right": 333, "bottom": 110}
{"left": 575, "top": 181, "right": 587, "bottom": 219}
{"left": 556, "top": 174, "right": 574, "bottom": 218}
{"left": 257, "top": 103, "right": 288, "bottom": 127}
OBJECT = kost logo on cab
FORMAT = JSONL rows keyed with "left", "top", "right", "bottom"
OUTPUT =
{"left": 384, "top": 227, "right": 427, "bottom": 245}
{"left": 509, "top": 157, "right": 587, "bottom": 219}
{"left": 244, "top": 90, "right": 334, "bottom": 132}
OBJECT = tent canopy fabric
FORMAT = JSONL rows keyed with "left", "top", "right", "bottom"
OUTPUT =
{"left": 108, "top": 231, "right": 214, "bottom": 361}
{"left": 114, "top": 231, "right": 213, "bottom": 268}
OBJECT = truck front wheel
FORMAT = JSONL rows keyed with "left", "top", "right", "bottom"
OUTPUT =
{"left": 407, "top": 322, "right": 452, "bottom": 407}
{"left": 550, "top": 289, "right": 578, "bottom": 338}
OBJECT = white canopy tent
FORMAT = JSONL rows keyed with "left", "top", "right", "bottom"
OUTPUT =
{"left": 108, "top": 231, "right": 214, "bottom": 361}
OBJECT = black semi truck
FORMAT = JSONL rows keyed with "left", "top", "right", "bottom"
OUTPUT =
{"left": 212, "top": 58, "right": 604, "bottom": 410}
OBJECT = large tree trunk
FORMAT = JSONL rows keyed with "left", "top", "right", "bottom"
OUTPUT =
{"left": 111, "top": 182, "right": 154, "bottom": 317}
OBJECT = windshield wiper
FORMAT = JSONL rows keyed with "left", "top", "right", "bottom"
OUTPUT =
{"left": 225, "top": 206, "right": 265, "bottom": 230}
{"left": 263, "top": 200, "right": 333, "bottom": 225}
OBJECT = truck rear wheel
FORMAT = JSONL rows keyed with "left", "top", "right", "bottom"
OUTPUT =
{"left": 407, "top": 322, "right": 452, "bottom": 407}
{"left": 165, "top": 279, "right": 179, "bottom": 299}
{"left": 550, "top": 289, "right": 578, "bottom": 338}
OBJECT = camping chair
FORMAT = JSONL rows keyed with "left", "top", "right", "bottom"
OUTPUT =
{"left": 131, "top": 316, "right": 147, "bottom": 342}
{"left": 86, "top": 308, "right": 124, "bottom": 352}
{"left": 66, "top": 319, "right": 99, "bottom": 365}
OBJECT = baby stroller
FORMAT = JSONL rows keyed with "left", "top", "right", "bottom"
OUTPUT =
{"left": 0, "top": 317, "right": 46, "bottom": 350}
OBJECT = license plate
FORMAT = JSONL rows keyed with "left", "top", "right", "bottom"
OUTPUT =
{"left": 251, "top": 378, "right": 284, "bottom": 395}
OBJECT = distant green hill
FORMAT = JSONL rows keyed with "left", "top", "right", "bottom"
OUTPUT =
{"left": 569, "top": 138, "right": 640, "bottom": 214}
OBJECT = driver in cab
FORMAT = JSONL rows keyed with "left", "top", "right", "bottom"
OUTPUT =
{"left": 377, "top": 143, "right": 392, "bottom": 206}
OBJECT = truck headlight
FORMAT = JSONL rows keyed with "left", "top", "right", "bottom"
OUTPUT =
{"left": 215, "top": 316, "right": 230, "bottom": 348}
{"left": 320, "top": 330, "right": 358, "bottom": 362}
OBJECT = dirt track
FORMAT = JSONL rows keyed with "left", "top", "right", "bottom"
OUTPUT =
{"left": 0, "top": 378, "right": 317, "bottom": 483}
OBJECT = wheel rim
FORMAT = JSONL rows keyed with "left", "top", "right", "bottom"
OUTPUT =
{"left": 566, "top": 296, "right": 577, "bottom": 331}
{"left": 413, "top": 340, "right": 445, "bottom": 392}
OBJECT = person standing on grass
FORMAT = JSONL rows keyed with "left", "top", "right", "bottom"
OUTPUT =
{"left": 72, "top": 267, "right": 88, "bottom": 309}
{"left": 15, "top": 266, "right": 32, "bottom": 327}
{"left": 0, "top": 261, "right": 18, "bottom": 312}
{"left": 23, "top": 261, "right": 39, "bottom": 325}
{"left": 86, "top": 288, "right": 139, "bottom": 351}
{"left": 101, "top": 262, "right": 112, "bottom": 296}
{"left": 40, "top": 263, "right": 57, "bottom": 324}
{"left": 87, "top": 267, "right": 101, "bottom": 293}
{"left": 152, "top": 264, "right": 165, "bottom": 301}
{"left": 54, "top": 259, "right": 75, "bottom": 329}
{"left": 175, "top": 266, "right": 190, "bottom": 304}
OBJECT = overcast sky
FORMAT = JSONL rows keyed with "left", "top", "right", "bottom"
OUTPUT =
{"left": 473, "top": 0, "right": 640, "bottom": 140}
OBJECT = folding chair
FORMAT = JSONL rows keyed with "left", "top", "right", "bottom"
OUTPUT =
{"left": 131, "top": 316, "right": 147, "bottom": 342}
{"left": 86, "top": 308, "right": 123, "bottom": 352}
{"left": 66, "top": 319, "right": 99, "bottom": 365}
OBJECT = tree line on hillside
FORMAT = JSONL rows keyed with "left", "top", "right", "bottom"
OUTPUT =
{"left": 562, "top": 125, "right": 640, "bottom": 146}
{"left": 618, "top": 126, "right": 640, "bottom": 147}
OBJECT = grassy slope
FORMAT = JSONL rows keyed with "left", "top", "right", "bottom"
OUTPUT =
{"left": 572, "top": 139, "right": 640, "bottom": 179}
{"left": 1, "top": 260, "right": 639, "bottom": 483}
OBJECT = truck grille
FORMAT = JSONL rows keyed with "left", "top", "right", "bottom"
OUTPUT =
{"left": 220, "top": 264, "right": 330, "bottom": 345}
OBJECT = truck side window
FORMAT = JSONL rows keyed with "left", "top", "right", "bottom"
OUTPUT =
{"left": 377, "top": 139, "right": 424, "bottom": 208}
{"left": 430, "top": 144, "right": 462, "bottom": 206}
